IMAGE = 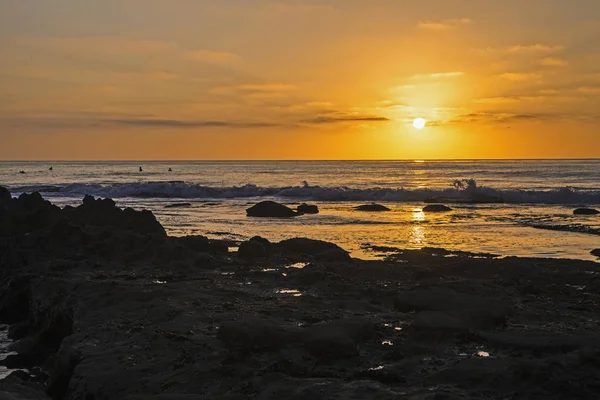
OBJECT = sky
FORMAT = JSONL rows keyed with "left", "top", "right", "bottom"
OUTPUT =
{"left": 1, "top": 0, "right": 600, "bottom": 160}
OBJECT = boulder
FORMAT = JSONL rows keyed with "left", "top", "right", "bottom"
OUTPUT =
{"left": 591, "top": 249, "right": 600, "bottom": 258}
{"left": 297, "top": 203, "right": 319, "bottom": 214}
{"left": 246, "top": 201, "right": 298, "bottom": 218}
{"left": 238, "top": 240, "right": 267, "bottom": 259}
{"left": 422, "top": 204, "right": 452, "bottom": 212}
{"left": 354, "top": 204, "right": 391, "bottom": 212}
{"left": 573, "top": 208, "right": 599, "bottom": 215}
{"left": 164, "top": 203, "right": 192, "bottom": 209}
{"left": 249, "top": 236, "right": 271, "bottom": 249}
{"left": 278, "top": 238, "right": 350, "bottom": 261}
{"left": 303, "top": 318, "right": 375, "bottom": 359}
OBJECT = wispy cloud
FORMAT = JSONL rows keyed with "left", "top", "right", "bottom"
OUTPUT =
{"left": 499, "top": 72, "right": 541, "bottom": 81}
{"left": 412, "top": 72, "right": 464, "bottom": 79}
{"left": 577, "top": 86, "right": 600, "bottom": 94}
{"left": 185, "top": 50, "right": 240, "bottom": 64}
{"left": 418, "top": 18, "right": 472, "bottom": 30}
{"left": 303, "top": 113, "right": 390, "bottom": 124}
{"left": 508, "top": 44, "right": 564, "bottom": 53}
{"left": 541, "top": 57, "right": 568, "bottom": 67}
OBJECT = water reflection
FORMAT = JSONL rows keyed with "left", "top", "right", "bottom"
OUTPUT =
{"left": 412, "top": 209, "right": 425, "bottom": 222}
{"left": 409, "top": 226, "right": 425, "bottom": 246}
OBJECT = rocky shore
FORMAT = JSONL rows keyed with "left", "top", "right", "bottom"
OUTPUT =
{"left": 1, "top": 188, "right": 600, "bottom": 399}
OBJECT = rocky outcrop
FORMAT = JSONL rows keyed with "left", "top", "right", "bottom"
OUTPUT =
{"left": 277, "top": 238, "right": 350, "bottom": 261}
{"left": 354, "top": 204, "right": 391, "bottom": 212}
{"left": 592, "top": 249, "right": 600, "bottom": 258}
{"left": 297, "top": 204, "right": 319, "bottom": 214}
{"left": 574, "top": 208, "right": 599, "bottom": 215}
{"left": 422, "top": 204, "right": 452, "bottom": 212}
{"left": 246, "top": 201, "right": 298, "bottom": 218}
{"left": 238, "top": 240, "right": 268, "bottom": 259}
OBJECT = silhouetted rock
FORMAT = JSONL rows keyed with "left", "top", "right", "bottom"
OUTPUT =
{"left": 246, "top": 201, "right": 298, "bottom": 218}
{"left": 423, "top": 204, "right": 452, "bottom": 212}
{"left": 249, "top": 236, "right": 271, "bottom": 248}
{"left": 164, "top": 203, "right": 192, "bottom": 209}
{"left": 218, "top": 317, "right": 297, "bottom": 352}
{"left": 238, "top": 240, "right": 267, "bottom": 258}
{"left": 574, "top": 208, "right": 599, "bottom": 215}
{"left": 278, "top": 238, "right": 350, "bottom": 261}
{"left": 0, "top": 186, "right": 11, "bottom": 205}
{"left": 297, "top": 203, "right": 319, "bottom": 214}
{"left": 592, "top": 249, "right": 600, "bottom": 258}
{"left": 354, "top": 204, "right": 391, "bottom": 212}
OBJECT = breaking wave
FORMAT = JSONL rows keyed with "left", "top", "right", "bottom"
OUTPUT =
{"left": 10, "top": 181, "right": 600, "bottom": 205}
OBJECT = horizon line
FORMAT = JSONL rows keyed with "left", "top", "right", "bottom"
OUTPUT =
{"left": 1, "top": 157, "right": 599, "bottom": 162}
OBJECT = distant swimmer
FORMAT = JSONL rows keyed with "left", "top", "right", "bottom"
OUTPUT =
{"left": 139, "top": 167, "right": 143, "bottom": 172}
{"left": 49, "top": 167, "right": 53, "bottom": 171}
{"left": 168, "top": 168, "right": 172, "bottom": 172}
{"left": 19, "top": 170, "right": 26, "bottom": 174}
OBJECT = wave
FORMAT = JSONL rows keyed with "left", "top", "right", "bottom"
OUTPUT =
{"left": 9, "top": 181, "right": 600, "bottom": 205}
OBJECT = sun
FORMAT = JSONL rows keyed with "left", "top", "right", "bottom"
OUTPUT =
{"left": 413, "top": 118, "right": 427, "bottom": 130}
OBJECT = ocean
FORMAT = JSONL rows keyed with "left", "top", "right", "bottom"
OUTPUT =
{"left": 1, "top": 160, "right": 599, "bottom": 261}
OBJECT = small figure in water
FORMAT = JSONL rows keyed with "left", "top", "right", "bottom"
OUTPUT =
{"left": 19, "top": 170, "right": 26, "bottom": 174}
{"left": 139, "top": 167, "right": 143, "bottom": 172}
{"left": 49, "top": 167, "right": 53, "bottom": 171}
{"left": 168, "top": 168, "right": 172, "bottom": 172}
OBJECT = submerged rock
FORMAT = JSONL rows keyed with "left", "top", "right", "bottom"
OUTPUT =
{"left": 246, "top": 201, "right": 298, "bottom": 218}
{"left": 164, "top": 202, "right": 192, "bottom": 209}
{"left": 0, "top": 186, "right": 11, "bottom": 205}
{"left": 573, "top": 208, "right": 599, "bottom": 215}
{"left": 422, "top": 204, "right": 452, "bottom": 212}
{"left": 297, "top": 203, "right": 319, "bottom": 214}
{"left": 354, "top": 204, "right": 391, "bottom": 212}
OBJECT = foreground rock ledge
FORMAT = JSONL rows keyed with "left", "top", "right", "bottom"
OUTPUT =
{"left": 2, "top": 188, "right": 600, "bottom": 399}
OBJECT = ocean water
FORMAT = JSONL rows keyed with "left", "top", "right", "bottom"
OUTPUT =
{"left": 1, "top": 160, "right": 599, "bottom": 261}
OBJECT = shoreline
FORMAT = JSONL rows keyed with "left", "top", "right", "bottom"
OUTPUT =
{"left": 1, "top": 190, "right": 600, "bottom": 399}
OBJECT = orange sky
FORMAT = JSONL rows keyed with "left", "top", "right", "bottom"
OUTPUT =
{"left": 1, "top": 0, "right": 599, "bottom": 159}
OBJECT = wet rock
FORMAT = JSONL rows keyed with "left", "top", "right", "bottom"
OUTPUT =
{"left": 0, "top": 275, "right": 31, "bottom": 324}
{"left": 249, "top": 236, "right": 271, "bottom": 249}
{"left": 592, "top": 249, "right": 600, "bottom": 258}
{"left": 218, "top": 317, "right": 298, "bottom": 352}
{"left": 258, "top": 378, "right": 404, "bottom": 400}
{"left": 0, "top": 373, "right": 49, "bottom": 400}
{"left": 164, "top": 203, "right": 192, "bottom": 209}
{"left": 238, "top": 240, "right": 267, "bottom": 259}
{"left": 573, "top": 208, "right": 599, "bottom": 215}
{"left": 480, "top": 331, "right": 598, "bottom": 353}
{"left": 297, "top": 204, "right": 319, "bottom": 214}
{"left": 246, "top": 201, "right": 298, "bottom": 218}
{"left": 354, "top": 204, "right": 391, "bottom": 212}
{"left": 395, "top": 288, "right": 510, "bottom": 331}
{"left": 278, "top": 238, "right": 350, "bottom": 261}
{"left": 422, "top": 204, "right": 452, "bottom": 212}
{"left": 302, "top": 317, "right": 376, "bottom": 359}
{"left": 178, "top": 235, "right": 211, "bottom": 252}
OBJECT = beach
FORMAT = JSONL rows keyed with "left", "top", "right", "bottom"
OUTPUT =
{"left": 1, "top": 188, "right": 600, "bottom": 399}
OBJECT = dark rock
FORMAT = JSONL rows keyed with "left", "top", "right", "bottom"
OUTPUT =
{"left": 164, "top": 203, "right": 192, "bottom": 209}
{"left": 573, "top": 208, "right": 599, "bottom": 215}
{"left": 0, "top": 186, "right": 11, "bottom": 206}
{"left": 178, "top": 236, "right": 211, "bottom": 252}
{"left": 249, "top": 236, "right": 271, "bottom": 249}
{"left": 354, "top": 204, "right": 391, "bottom": 212}
{"left": 238, "top": 240, "right": 267, "bottom": 259}
{"left": 0, "top": 275, "right": 31, "bottom": 324}
{"left": 395, "top": 288, "right": 510, "bottom": 331}
{"left": 0, "top": 373, "right": 49, "bottom": 400}
{"left": 278, "top": 238, "right": 350, "bottom": 261}
{"left": 246, "top": 201, "right": 298, "bottom": 218}
{"left": 297, "top": 204, "right": 319, "bottom": 214}
{"left": 592, "top": 249, "right": 600, "bottom": 258}
{"left": 303, "top": 317, "right": 375, "bottom": 359}
{"left": 422, "top": 204, "right": 452, "bottom": 212}
{"left": 218, "top": 317, "right": 298, "bottom": 352}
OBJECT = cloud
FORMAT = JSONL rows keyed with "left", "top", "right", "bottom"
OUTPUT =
{"left": 418, "top": 18, "right": 471, "bottom": 30}
{"left": 234, "top": 83, "right": 297, "bottom": 93}
{"left": 541, "top": 57, "right": 568, "bottom": 67}
{"left": 302, "top": 113, "right": 390, "bottom": 124}
{"left": 185, "top": 50, "right": 240, "bottom": 64}
{"left": 577, "top": 86, "right": 600, "bottom": 94}
{"left": 145, "top": 71, "right": 179, "bottom": 80}
{"left": 474, "top": 97, "right": 521, "bottom": 104}
{"left": 411, "top": 72, "right": 464, "bottom": 79}
{"left": 499, "top": 72, "right": 541, "bottom": 81}
{"left": 508, "top": 44, "right": 564, "bottom": 53}
{"left": 1, "top": 116, "right": 281, "bottom": 130}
